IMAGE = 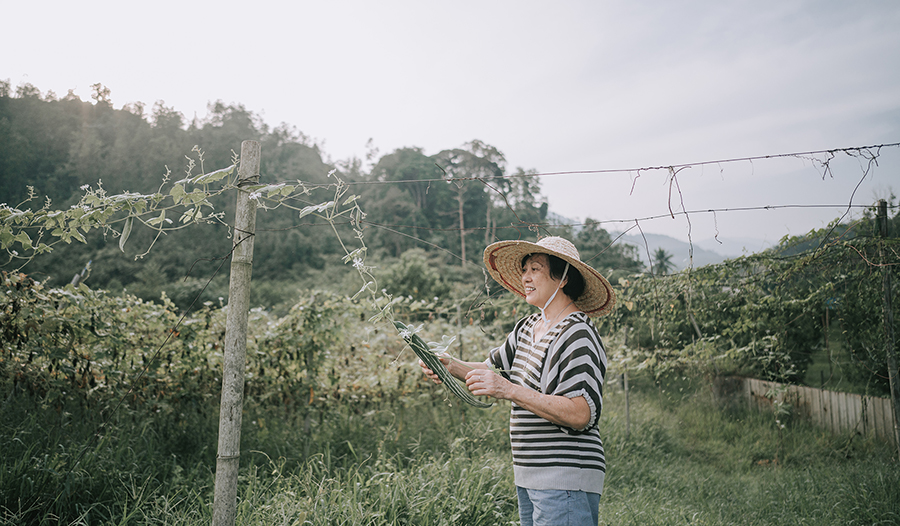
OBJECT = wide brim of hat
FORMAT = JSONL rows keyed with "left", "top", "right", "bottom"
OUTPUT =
{"left": 483, "top": 240, "right": 616, "bottom": 317}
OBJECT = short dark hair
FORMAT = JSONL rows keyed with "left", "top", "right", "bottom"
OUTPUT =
{"left": 522, "top": 253, "right": 586, "bottom": 300}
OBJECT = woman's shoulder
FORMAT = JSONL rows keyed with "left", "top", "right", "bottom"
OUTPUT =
{"left": 557, "top": 312, "right": 604, "bottom": 344}
{"left": 562, "top": 311, "right": 597, "bottom": 330}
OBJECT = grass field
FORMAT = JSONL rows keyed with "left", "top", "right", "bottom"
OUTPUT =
{"left": 3, "top": 372, "right": 897, "bottom": 525}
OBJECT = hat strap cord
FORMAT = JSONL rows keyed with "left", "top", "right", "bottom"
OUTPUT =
{"left": 540, "top": 262, "right": 570, "bottom": 323}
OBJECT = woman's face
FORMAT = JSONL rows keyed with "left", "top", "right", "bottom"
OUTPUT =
{"left": 521, "top": 254, "right": 565, "bottom": 308}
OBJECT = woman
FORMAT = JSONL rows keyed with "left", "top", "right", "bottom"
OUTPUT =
{"left": 420, "top": 236, "right": 615, "bottom": 526}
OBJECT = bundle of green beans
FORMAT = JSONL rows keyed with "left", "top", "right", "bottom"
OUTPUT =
{"left": 394, "top": 320, "right": 492, "bottom": 409}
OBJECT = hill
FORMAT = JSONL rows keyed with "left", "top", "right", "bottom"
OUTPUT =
{"left": 610, "top": 231, "right": 772, "bottom": 271}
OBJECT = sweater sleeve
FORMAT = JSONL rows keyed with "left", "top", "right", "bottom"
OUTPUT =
{"left": 544, "top": 320, "right": 607, "bottom": 434}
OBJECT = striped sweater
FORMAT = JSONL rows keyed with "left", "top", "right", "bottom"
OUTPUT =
{"left": 487, "top": 311, "right": 607, "bottom": 494}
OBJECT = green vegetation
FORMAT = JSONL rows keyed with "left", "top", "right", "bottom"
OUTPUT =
{"left": 600, "top": 378, "right": 898, "bottom": 525}
{"left": 2, "top": 82, "right": 899, "bottom": 525}
{"left": 3, "top": 337, "right": 897, "bottom": 525}
{"left": 2, "top": 273, "right": 898, "bottom": 524}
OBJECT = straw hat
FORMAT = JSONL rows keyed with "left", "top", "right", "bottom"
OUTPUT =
{"left": 483, "top": 236, "right": 616, "bottom": 317}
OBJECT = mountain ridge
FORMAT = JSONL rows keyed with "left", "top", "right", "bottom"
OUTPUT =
{"left": 609, "top": 231, "right": 773, "bottom": 271}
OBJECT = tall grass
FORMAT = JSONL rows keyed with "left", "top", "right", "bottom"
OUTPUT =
{"left": 0, "top": 394, "right": 216, "bottom": 525}
{"left": 598, "top": 376, "right": 899, "bottom": 525}
{"left": 3, "top": 373, "right": 898, "bottom": 525}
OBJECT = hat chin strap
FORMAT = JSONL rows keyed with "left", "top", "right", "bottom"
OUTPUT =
{"left": 540, "top": 262, "right": 569, "bottom": 323}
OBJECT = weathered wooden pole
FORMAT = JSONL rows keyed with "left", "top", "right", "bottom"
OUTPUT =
{"left": 457, "top": 189, "right": 467, "bottom": 266}
{"left": 877, "top": 199, "right": 900, "bottom": 455}
{"left": 457, "top": 304, "right": 464, "bottom": 360}
{"left": 624, "top": 370, "right": 631, "bottom": 440}
{"left": 212, "top": 140, "right": 260, "bottom": 526}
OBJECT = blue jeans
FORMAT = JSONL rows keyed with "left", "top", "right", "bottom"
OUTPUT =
{"left": 516, "top": 486, "right": 600, "bottom": 526}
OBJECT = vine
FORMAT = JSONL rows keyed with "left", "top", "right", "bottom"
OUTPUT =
{"left": 4, "top": 143, "right": 897, "bottom": 406}
{"left": 1, "top": 145, "right": 489, "bottom": 408}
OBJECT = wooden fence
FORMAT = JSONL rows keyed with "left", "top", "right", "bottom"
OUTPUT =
{"left": 731, "top": 377, "right": 897, "bottom": 446}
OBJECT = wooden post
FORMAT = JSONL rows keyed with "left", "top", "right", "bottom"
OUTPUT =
{"left": 623, "top": 331, "right": 631, "bottom": 439}
{"left": 877, "top": 199, "right": 900, "bottom": 454}
{"left": 457, "top": 304, "right": 464, "bottom": 360}
{"left": 457, "top": 188, "right": 467, "bottom": 266}
{"left": 212, "top": 140, "right": 261, "bottom": 526}
{"left": 624, "top": 370, "right": 631, "bottom": 440}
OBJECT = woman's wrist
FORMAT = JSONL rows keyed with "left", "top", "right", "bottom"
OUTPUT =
{"left": 445, "top": 356, "right": 466, "bottom": 380}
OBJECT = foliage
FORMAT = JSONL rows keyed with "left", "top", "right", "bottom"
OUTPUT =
{"left": 0, "top": 90, "right": 343, "bottom": 304}
{"left": 652, "top": 247, "right": 674, "bottom": 275}
{"left": 0, "top": 266, "right": 505, "bottom": 523}
{"left": 380, "top": 249, "right": 451, "bottom": 302}
{"left": 0, "top": 88, "right": 568, "bottom": 319}
{"left": 599, "top": 204, "right": 899, "bottom": 390}
{"left": 0, "top": 271, "right": 197, "bottom": 416}
{"left": 3, "top": 353, "right": 898, "bottom": 525}
{"left": 3, "top": 79, "right": 899, "bottom": 526}
{"left": 793, "top": 212, "right": 900, "bottom": 395}
{"left": 3, "top": 82, "right": 898, "bottom": 396}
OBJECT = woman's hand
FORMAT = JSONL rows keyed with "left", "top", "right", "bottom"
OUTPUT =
{"left": 419, "top": 354, "right": 450, "bottom": 384}
{"left": 465, "top": 369, "right": 511, "bottom": 399}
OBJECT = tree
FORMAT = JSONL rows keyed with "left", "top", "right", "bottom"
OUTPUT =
{"left": 575, "top": 219, "right": 644, "bottom": 278}
{"left": 364, "top": 147, "right": 454, "bottom": 257}
{"left": 433, "top": 140, "right": 501, "bottom": 266}
{"left": 90, "top": 83, "right": 112, "bottom": 107}
{"left": 380, "top": 248, "right": 450, "bottom": 301}
{"left": 486, "top": 166, "right": 546, "bottom": 242}
{"left": 653, "top": 248, "right": 674, "bottom": 275}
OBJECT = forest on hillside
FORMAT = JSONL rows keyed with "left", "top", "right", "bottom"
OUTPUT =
{"left": 0, "top": 81, "right": 644, "bottom": 310}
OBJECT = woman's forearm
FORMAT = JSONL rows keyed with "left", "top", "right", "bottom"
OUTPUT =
{"left": 446, "top": 357, "right": 489, "bottom": 381}
{"left": 506, "top": 384, "right": 591, "bottom": 430}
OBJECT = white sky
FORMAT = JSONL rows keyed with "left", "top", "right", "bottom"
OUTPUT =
{"left": 3, "top": 0, "right": 899, "bottom": 246}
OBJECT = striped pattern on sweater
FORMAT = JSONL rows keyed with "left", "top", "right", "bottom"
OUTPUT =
{"left": 488, "top": 311, "right": 607, "bottom": 493}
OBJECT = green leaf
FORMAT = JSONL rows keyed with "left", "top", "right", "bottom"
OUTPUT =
{"left": 179, "top": 208, "right": 200, "bottom": 224}
{"left": 299, "top": 201, "right": 336, "bottom": 219}
{"left": 265, "top": 184, "right": 286, "bottom": 197}
{"left": 351, "top": 281, "right": 374, "bottom": 300}
{"left": 147, "top": 210, "right": 166, "bottom": 227}
{"left": 169, "top": 184, "right": 186, "bottom": 204}
{"left": 119, "top": 216, "right": 134, "bottom": 252}
{"left": 298, "top": 205, "right": 317, "bottom": 220}
{"left": 190, "top": 164, "right": 235, "bottom": 185}
{"left": 183, "top": 189, "right": 208, "bottom": 206}
{"left": 0, "top": 230, "right": 14, "bottom": 249}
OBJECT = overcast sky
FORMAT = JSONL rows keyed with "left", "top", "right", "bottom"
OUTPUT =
{"left": 3, "top": 0, "right": 899, "bottom": 248}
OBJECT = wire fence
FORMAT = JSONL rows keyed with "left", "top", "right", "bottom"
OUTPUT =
{"left": 250, "top": 141, "right": 899, "bottom": 273}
